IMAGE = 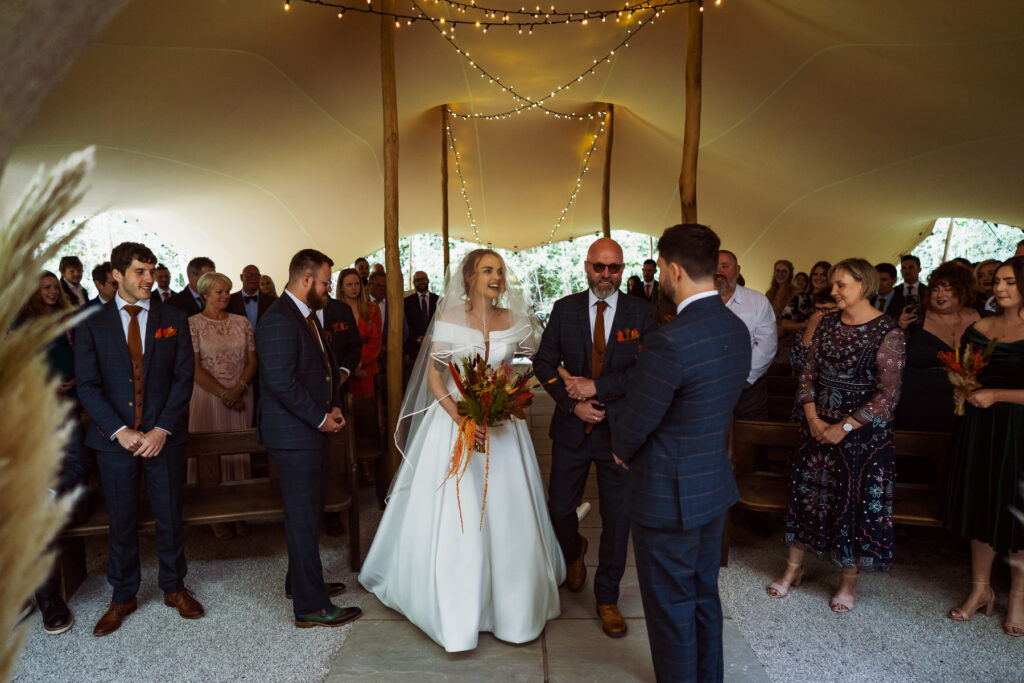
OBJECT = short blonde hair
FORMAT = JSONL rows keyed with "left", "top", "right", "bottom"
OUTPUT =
{"left": 196, "top": 271, "right": 232, "bottom": 298}
{"left": 829, "top": 258, "right": 879, "bottom": 301}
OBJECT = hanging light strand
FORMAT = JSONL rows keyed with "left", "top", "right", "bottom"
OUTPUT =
{"left": 545, "top": 115, "right": 607, "bottom": 245}
{"left": 296, "top": 0, "right": 706, "bottom": 29}
{"left": 418, "top": 1, "right": 658, "bottom": 120}
{"left": 445, "top": 118, "right": 482, "bottom": 244}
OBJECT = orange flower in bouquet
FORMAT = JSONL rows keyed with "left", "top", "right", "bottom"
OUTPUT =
{"left": 442, "top": 354, "right": 536, "bottom": 531}
{"left": 937, "top": 338, "right": 998, "bottom": 416}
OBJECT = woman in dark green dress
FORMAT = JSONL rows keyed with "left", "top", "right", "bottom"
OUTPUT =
{"left": 945, "top": 256, "right": 1024, "bottom": 637}
{"left": 894, "top": 262, "right": 980, "bottom": 432}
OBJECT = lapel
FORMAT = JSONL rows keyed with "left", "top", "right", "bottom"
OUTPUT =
{"left": 143, "top": 300, "right": 158, "bottom": 377}
{"left": 106, "top": 299, "right": 133, "bottom": 372}
{"left": 576, "top": 293, "right": 593, "bottom": 373}
{"left": 603, "top": 297, "right": 628, "bottom": 366}
{"left": 283, "top": 292, "right": 330, "bottom": 368}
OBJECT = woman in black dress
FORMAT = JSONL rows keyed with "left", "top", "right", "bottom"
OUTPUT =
{"left": 945, "top": 256, "right": 1024, "bottom": 636}
{"left": 766, "top": 258, "right": 905, "bottom": 612}
{"left": 894, "top": 262, "right": 979, "bottom": 431}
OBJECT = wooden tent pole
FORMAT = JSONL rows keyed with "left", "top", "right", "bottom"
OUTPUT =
{"left": 941, "top": 216, "right": 955, "bottom": 262}
{"left": 380, "top": 0, "right": 402, "bottom": 481}
{"left": 441, "top": 105, "right": 450, "bottom": 274}
{"left": 679, "top": 3, "right": 703, "bottom": 224}
{"left": 601, "top": 103, "right": 615, "bottom": 238}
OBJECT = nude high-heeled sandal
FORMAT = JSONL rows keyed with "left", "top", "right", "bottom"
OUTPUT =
{"left": 947, "top": 581, "right": 995, "bottom": 621}
{"left": 766, "top": 561, "right": 803, "bottom": 599}
{"left": 1004, "top": 590, "right": 1024, "bottom": 636}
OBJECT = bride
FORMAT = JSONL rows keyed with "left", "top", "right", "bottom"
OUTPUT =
{"left": 359, "top": 249, "right": 566, "bottom": 652}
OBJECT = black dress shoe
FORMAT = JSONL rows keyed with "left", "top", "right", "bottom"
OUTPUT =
{"left": 294, "top": 605, "right": 362, "bottom": 628}
{"left": 39, "top": 596, "right": 74, "bottom": 635}
{"left": 286, "top": 581, "right": 346, "bottom": 600}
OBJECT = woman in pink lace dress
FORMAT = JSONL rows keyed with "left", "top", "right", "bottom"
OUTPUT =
{"left": 188, "top": 272, "right": 258, "bottom": 539}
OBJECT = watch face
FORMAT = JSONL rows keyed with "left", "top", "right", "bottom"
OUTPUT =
{"left": 843, "top": 422, "right": 853, "bottom": 432}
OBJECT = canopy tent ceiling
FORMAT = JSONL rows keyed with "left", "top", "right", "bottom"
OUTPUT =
{"left": 2, "top": 0, "right": 1023, "bottom": 286}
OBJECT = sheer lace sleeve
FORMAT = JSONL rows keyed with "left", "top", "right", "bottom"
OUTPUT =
{"left": 796, "top": 318, "right": 822, "bottom": 406}
{"left": 854, "top": 326, "right": 906, "bottom": 425}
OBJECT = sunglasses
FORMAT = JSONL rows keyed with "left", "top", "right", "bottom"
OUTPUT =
{"left": 588, "top": 262, "right": 623, "bottom": 274}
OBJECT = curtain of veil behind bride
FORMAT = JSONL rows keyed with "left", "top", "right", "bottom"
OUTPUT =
{"left": 358, "top": 248, "right": 566, "bottom": 653}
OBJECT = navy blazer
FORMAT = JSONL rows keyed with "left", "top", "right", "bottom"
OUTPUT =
{"left": 165, "top": 288, "right": 203, "bottom": 317}
{"left": 608, "top": 295, "right": 751, "bottom": 530}
{"left": 534, "top": 290, "right": 657, "bottom": 450}
{"left": 403, "top": 291, "right": 439, "bottom": 358}
{"left": 256, "top": 293, "right": 344, "bottom": 451}
{"left": 75, "top": 299, "right": 195, "bottom": 451}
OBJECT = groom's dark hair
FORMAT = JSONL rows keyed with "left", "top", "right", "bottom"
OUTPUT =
{"left": 288, "top": 248, "right": 334, "bottom": 283}
{"left": 657, "top": 224, "right": 720, "bottom": 282}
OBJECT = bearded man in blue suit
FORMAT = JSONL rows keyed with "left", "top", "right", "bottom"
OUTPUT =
{"left": 605, "top": 224, "right": 751, "bottom": 682}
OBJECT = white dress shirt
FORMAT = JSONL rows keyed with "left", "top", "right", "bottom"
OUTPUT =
{"left": 902, "top": 282, "right": 920, "bottom": 297}
{"left": 63, "top": 278, "right": 88, "bottom": 305}
{"left": 588, "top": 289, "right": 618, "bottom": 344}
{"left": 112, "top": 292, "right": 171, "bottom": 438}
{"left": 722, "top": 285, "right": 778, "bottom": 385}
{"left": 675, "top": 289, "right": 718, "bottom": 315}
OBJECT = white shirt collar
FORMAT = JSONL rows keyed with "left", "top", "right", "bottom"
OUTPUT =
{"left": 675, "top": 289, "right": 718, "bottom": 315}
{"left": 284, "top": 288, "right": 313, "bottom": 318}
{"left": 588, "top": 288, "right": 619, "bottom": 309}
{"left": 115, "top": 291, "right": 151, "bottom": 312}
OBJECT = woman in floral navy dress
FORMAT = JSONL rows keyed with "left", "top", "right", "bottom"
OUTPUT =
{"left": 766, "top": 258, "right": 906, "bottom": 612}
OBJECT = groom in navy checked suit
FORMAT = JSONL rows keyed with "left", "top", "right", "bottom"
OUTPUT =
{"left": 535, "top": 237, "right": 656, "bottom": 639}
{"left": 607, "top": 224, "right": 750, "bottom": 682}
{"left": 256, "top": 249, "right": 362, "bottom": 628}
{"left": 75, "top": 241, "right": 203, "bottom": 637}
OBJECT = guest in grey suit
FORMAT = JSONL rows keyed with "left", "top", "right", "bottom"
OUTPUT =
{"left": 607, "top": 224, "right": 751, "bottom": 682}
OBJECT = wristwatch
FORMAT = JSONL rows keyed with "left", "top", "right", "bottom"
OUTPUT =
{"left": 842, "top": 420, "right": 853, "bottom": 432}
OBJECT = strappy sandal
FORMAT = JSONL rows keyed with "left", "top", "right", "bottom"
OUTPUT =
{"left": 766, "top": 561, "right": 803, "bottom": 599}
{"left": 947, "top": 581, "right": 995, "bottom": 621}
{"left": 829, "top": 573, "right": 858, "bottom": 613}
{"left": 1005, "top": 590, "right": 1024, "bottom": 636}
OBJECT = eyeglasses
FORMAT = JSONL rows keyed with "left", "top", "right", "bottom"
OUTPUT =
{"left": 588, "top": 262, "right": 623, "bottom": 274}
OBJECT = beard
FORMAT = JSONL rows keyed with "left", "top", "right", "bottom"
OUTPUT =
{"left": 306, "top": 288, "right": 328, "bottom": 311}
{"left": 587, "top": 273, "right": 621, "bottom": 299}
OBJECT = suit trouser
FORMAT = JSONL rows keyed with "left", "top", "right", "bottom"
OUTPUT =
{"left": 632, "top": 513, "right": 726, "bottom": 683}
{"left": 548, "top": 423, "right": 629, "bottom": 604}
{"left": 96, "top": 444, "right": 187, "bottom": 603}
{"left": 733, "top": 375, "right": 769, "bottom": 421}
{"left": 270, "top": 443, "right": 331, "bottom": 617}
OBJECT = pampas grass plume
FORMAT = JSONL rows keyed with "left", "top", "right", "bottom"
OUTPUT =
{"left": 0, "top": 147, "right": 94, "bottom": 681}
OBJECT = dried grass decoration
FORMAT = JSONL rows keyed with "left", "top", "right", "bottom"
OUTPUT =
{"left": 440, "top": 355, "right": 536, "bottom": 532}
{"left": 0, "top": 148, "right": 94, "bottom": 680}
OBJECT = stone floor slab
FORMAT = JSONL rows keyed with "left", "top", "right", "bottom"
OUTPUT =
{"left": 557, "top": 566, "right": 646, "bottom": 619}
{"left": 326, "top": 620, "right": 544, "bottom": 682}
{"left": 544, "top": 617, "right": 656, "bottom": 682}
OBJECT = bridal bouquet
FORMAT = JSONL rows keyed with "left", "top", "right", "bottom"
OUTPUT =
{"left": 442, "top": 355, "right": 536, "bottom": 531}
{"left": 937, "top": 338, "right": 998, "bottom": 416}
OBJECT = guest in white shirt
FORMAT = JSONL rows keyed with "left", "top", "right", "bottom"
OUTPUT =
{"left": 59, "top": 255, "right": 88, "bottom": 306}
{"left": 899, "top": 254, "right": 927, "bottom": 300}
{"left": 715, "top": 250, "right": 778, "bottom": 420}
{"left": 153, "top": 264, "right": 175, "bottom": 302}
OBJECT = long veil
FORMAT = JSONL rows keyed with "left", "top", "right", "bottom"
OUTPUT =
{"left": 389, "top": 250, "right": 543, "bottom": 499}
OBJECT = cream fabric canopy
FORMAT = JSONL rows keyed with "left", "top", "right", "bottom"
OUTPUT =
{"left": 1, "top": 0, "right": 1023, "bottom": 286}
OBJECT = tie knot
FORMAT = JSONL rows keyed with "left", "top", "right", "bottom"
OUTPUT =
{"left": 124, "top": 305, "right": 142, "bottom": 318}
{"left": 244, "top": 295, "right": 257, "bottom": 303}
{"left": 596, "top": 300, "right": 608, "bottom": 314}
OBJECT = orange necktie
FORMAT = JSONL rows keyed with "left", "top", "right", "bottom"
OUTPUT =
{"left": 124, "top": 305, "right": 144, "bottom": 429}
{"left": 585, "top": 300, "right": 608, "bottom": 434}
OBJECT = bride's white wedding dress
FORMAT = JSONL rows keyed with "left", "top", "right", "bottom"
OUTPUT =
{"left": 359, "top": 319, "right": 566, "bottom": 653}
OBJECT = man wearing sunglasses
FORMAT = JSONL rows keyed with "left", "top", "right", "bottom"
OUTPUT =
{"left": 534, "top": 238, "right": 657, "bottom": 640}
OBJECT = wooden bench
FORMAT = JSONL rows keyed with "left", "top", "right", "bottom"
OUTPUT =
{"left": 724, "top": 419, "right": 950, "bottom": 563}
{"left": 56, "top": 422, "right": 361, "bottom": 600}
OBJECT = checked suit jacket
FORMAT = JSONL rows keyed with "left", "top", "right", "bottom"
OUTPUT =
{"left": 534, "top": 290, "right": 657, "bottom": 450}
{"left": 608, "top": 294, "right": 751, "bottom": 530}
{"left": 255, "top": 293, "right": 344, "bottom": 451}
{"left": 321, "top": 297, "right": 363, "bottom": 390}
{"left": 74, "top": 299, "right": 195, "bottom": 452}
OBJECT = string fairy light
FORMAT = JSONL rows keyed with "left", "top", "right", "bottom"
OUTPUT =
{"left": 543, "top": 114, "right": 607, "bottom": 244}
{"left": 296, "top": 0, "right": 712, "bottom": 30}
{"left": 420, "top": 0, "right": 655, "bottom": 120}
{"left": 445, "top": 117, "right": 483, "bottom": 244}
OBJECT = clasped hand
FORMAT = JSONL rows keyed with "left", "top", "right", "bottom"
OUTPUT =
{"left": 808, "top": 417, "right": 847, "bottom": 445}
{"left": 564, "top": 375, "right": 597, "bottom": 401}
{"left": 573, "top": 398, "right": 605, "bottom": 424}
{"left": 116, "top": 428, "right": 168, "bottom": 458}
{"left": 319, "top": 406, "right": 346, "bottom": 433}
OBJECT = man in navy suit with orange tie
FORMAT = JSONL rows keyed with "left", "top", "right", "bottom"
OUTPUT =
{"left": 605, "top": 224, "right": 751, "bottom": 682}
{"left": 75, "top": 242, "right": 203, "bottom": 637}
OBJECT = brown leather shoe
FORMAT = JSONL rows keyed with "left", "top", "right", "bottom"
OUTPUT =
{"left": 565, "top": 536, "right": 588, "bottom": 592}
{"left": 163, "top": 589, "right": 205, "bottom": 619}
{"left": 93, "top": 599, "right": 137, "bottom": 637}
{"left": 597, "top": 603, "right": 627, "bottom": 638}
